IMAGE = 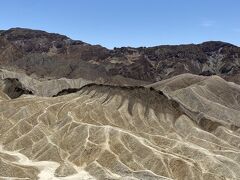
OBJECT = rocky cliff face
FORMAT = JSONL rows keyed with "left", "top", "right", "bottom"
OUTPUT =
{"left": 0, "top": 28, "right": 240, "bottom": 84}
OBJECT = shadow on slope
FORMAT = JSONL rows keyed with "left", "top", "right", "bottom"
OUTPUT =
{"left": 0, "top": 78, "right": 33, "bottom": 99}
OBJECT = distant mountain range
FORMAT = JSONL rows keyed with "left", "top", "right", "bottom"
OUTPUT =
{"left": 1, "top": 28, "right": 240, "bottom": 84}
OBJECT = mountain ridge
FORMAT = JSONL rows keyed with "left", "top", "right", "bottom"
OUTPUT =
{"left": 0, "top": 28, "right": 240, "bottom": 84}
{"left": 1, "top": 28, "right": 239, "bottom": 49}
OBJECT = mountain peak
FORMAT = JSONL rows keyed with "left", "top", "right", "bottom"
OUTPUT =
{"left": 0, "top": 27, "right": 69, "bottom": 41}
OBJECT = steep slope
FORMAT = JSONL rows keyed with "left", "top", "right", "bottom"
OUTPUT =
{"left": 0, "top": 69, "right": 149, "bottom": 97}
{"left": 0, "top": 28, "right": 240, "bottom": 84}
{"left": 0, "top": 75, "right": 240, "bottom": 179}
{"left": 0, "top": 28, "right": 110, "bottom": 81}
{"left": 0, "top": 69, "right": 93, "bottom": 97}
{"left": 147, "top": 74, "right": 240, "bottom": 128}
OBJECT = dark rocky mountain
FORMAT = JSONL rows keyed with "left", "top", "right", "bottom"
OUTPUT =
{"left": 0, "top": 28, "right": 240, "bottom": 84}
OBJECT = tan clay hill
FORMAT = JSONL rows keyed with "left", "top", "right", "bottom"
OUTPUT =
{"left": 0, "top": 72, "right": 240, "bottom": 179}
{"left": 0, "top": 69, "right": 148, "bottom": 98}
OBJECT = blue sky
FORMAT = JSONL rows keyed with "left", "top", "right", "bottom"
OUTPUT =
{"left": 1, "top": 0, "right": 240, "bottom": 48}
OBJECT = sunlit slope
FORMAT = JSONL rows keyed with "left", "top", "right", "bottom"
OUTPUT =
{"left": 147, "top": 74, "right": 240, "bottom": 128}
{"left": 0, "top": 76, "right": 240, "bottom": 179}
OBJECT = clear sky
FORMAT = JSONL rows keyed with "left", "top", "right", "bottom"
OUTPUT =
{"left": 1, "top": 0, "right": 240, "bottom": 48}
